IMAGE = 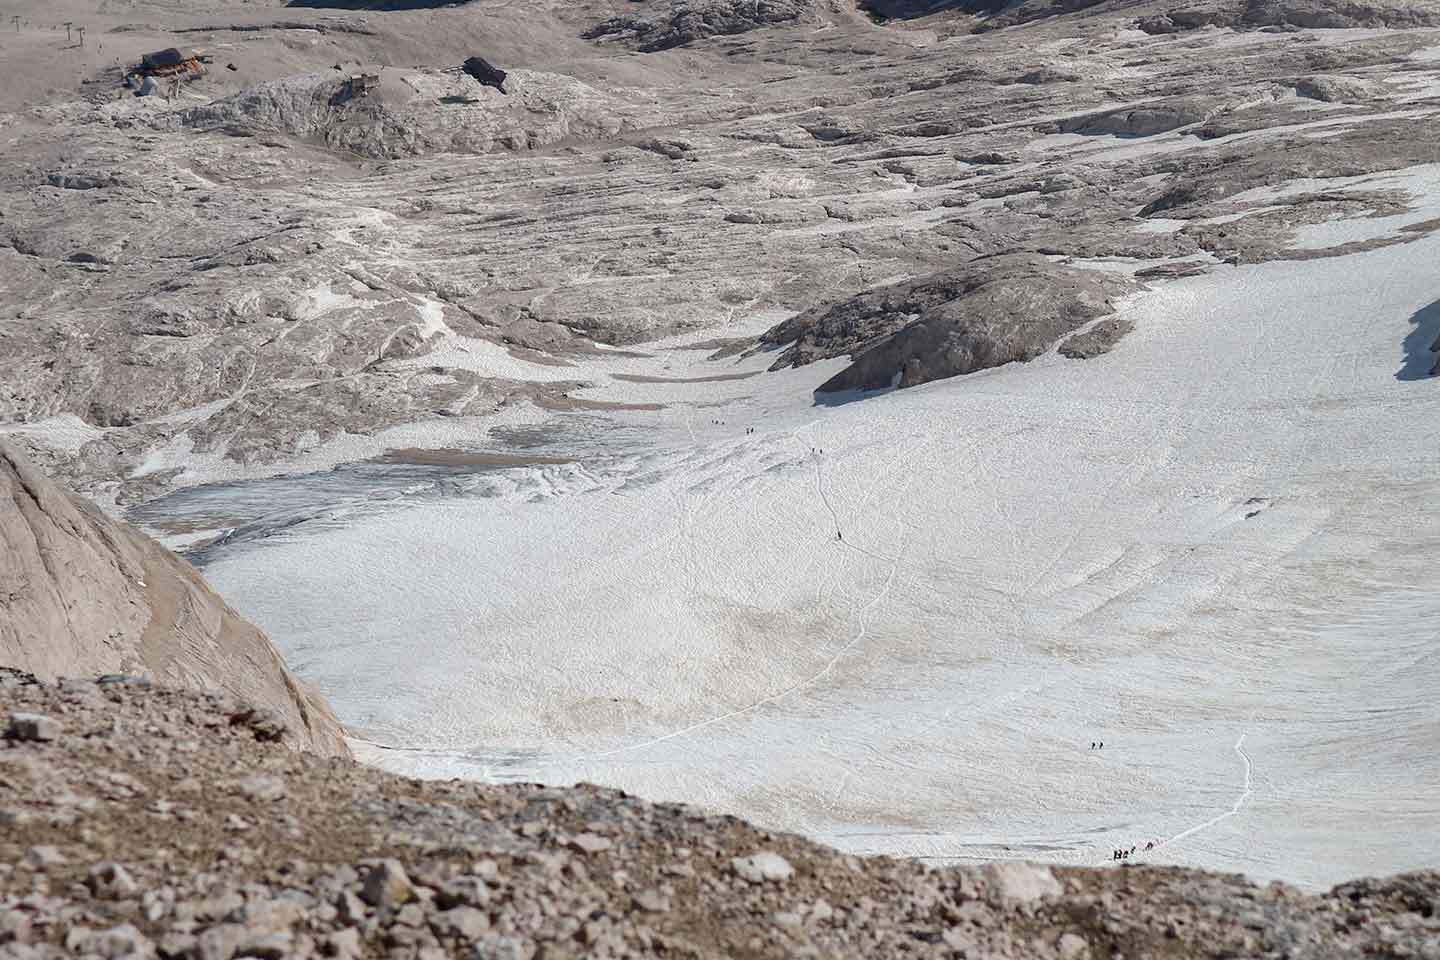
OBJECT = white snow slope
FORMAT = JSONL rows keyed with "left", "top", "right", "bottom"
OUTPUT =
{"left": 204, "top": 234, "right": 1440, "bottom": 889}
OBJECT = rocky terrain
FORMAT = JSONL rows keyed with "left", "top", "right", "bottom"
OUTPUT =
{"left": 0, "top": 441, "right": 348, "bottom": 757}
{"left": 1, "top": 0, "right": 1438, "bottom": 503}
{"left": 1, "top": 0, "right": 1439, "bottom": 943}
{"left": 3, "top": 671, "right": 1440, "bottom": 959}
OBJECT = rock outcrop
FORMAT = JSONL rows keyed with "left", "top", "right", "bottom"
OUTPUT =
{"left": 176, "top": 69, "right": 649, "bottom": 160}
{"left": 0, "top": 442, "right": 348, "bottom": 757}
{"left": 583, "top": 0, "right": 820, "bottom": 51}
{"left": 1138, "top": 0, "right": 1440, "bottom": 31}
{"left": 762, "top": 255, "right": 1126, "bottom": 393}
{"left": 2, "top": 673, "right": 1438, "bottom": 959}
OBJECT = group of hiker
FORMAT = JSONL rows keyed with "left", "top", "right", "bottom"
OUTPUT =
{"left": 1113, "top": 841, "right": 1157, "bottom": 861}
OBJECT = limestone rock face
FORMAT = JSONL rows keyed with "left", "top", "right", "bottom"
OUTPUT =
{"left": 584, "top": 0, "right": 822, "bottom": 51}
{"left": 0, "top": 442, "right": 349, "bottom": 757}
{"left": 762, "top": 255, "right": 1125, "bottom": 393}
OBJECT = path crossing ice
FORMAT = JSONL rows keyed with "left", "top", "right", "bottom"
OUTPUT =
{"left": 203, "top": 234, "right": 1440, "bottom": 889}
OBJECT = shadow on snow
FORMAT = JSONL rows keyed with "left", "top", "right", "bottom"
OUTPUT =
{"left": 1397, "top": 299, "right": 1440, "bottom": 381}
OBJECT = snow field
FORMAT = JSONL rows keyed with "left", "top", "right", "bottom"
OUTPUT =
{"left": 206, "top": 234, "right": 1440, "bottom": 888}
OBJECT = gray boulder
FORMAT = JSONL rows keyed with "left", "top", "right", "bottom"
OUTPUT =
{"left": 761, "top": 254, "right": 1126, "bottom": 393}
{"left": 1059, "top": 314, "right": 1135, "bottom": 359}
{"left": 1294, "top": 76, "right": 1384, "bottom": 103}
{"left": 1056, "top": 97, "right": 1214, "bottom": 138}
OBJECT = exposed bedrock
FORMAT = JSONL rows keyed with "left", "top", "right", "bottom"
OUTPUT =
{"left": 761, "top": 254, "right": 1128, "bottom": 393}
{"left": 583, "top": 0, "right": 824, "bottom": 51}
{"left": 1139, "top": 0, "right": 1440, "bottom": 31}
{"left": 0, "top": 442, "right": 349, "bottom": 757}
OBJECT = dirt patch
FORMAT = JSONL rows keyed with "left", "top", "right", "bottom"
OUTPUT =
{"left": 537, "top": 395, "right": 666, "bottom": 412}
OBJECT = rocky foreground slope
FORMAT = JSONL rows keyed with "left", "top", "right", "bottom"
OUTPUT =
{"left": 0, "top": 442, "right": 347, "bottom": 758}
{"left": 2, "top": 671, "right": 1439, "bottom": 960}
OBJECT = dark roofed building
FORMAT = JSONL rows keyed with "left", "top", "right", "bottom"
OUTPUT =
{"left": 137, "top": 47, "right": 205, "bottom": 78}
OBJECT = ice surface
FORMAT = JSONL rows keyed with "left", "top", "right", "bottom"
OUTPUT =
{"left": 202, "top": 235, "right": 1440, "bottom": 889}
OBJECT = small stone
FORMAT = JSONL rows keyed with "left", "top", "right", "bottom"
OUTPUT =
{"left": 0, "top": 809, "right": 36, "bottom": 827}
{"left": 981, "top": 862, "right": 1062, "bottom": 906}
{"left": 393, "top": 903, "right": 426, "bottom": 928}
{"left": 86, "top": 862, "right": 139, "bottom": 900}
{"left": 633, "top": 890, "right": 669, "bottom": 914}
{"left": 361, "top": 859, "right": 414, "bottom": 908}
{"left": 323, "top": 928, "right": 362, "bottom": 959}
{"left": 943, "top": 928, "right": 978, "bottom": 951}
{"left": 1058, "top": 932, "right": 1091, "bottom": 959}
{"left": 335, "top": 891, "right": 367, "bottom": 926}
{"left": 566, "top": 833, "right": 612, "bottom": 855}
{"left": 236, "top": 931, "right": 292, "bottom": 959}
{"left": 229, "top": 775, "right": 286, "bottom": 802}
{"left": 158, "top": 931, "right": 197, "bottom": 958}
{"left": 84, "top": 924, "right": 151, "bottom": 959}
{"left": 469, "top": 935, "right": 529, "bottom": 960}
{"left": 435, "top": 877, "right": 489, "bottom": 910}
{"left": 143, "top": 893, "right": 169, "bottom": 923}
{"left": 731, "top": 851, "right": 794, "bottom": 883}
{"left": 770, "top": 911, "right": 803, "bottom": 928}
{"left": 64, "top": 927, "right": 95, "bottom": 952}
{"left": 0, "top": 910, "right": 33, "bottom": 944}
{"left": 196, "top": 923, "right": 248, "bottom": 960}
{"left": 194, "top": 890, "right": 245, "bottom": 922}
{"left": 228, "top": 707, "right": 286, "bottom": 742}
{"left": 243, "top": 898, "right": 305, "bottom": 933}
{"left": 430, "top": 906, "right": 489, "bottom": 940}
{"left": 809, "top": 900, "right": 834, "bottom": 923}
{"left": 5, "top": 713, "right": 60, "bottom": 742}
{"left": 24, "top": 846, "right": 66, "bottom": 869}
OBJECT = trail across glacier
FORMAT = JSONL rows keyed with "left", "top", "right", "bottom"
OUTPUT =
{"left": 1161, "top": 734, "right": 1254, "bottom": 852}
